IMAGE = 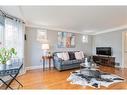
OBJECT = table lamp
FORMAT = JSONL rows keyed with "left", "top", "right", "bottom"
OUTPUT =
{"left": 42, "top": 44, "right": 50, "bottom": 56}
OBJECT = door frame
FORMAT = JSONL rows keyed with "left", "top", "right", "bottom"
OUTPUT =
{"left": 122, "top": 31, "right": 127, "bottom": 68}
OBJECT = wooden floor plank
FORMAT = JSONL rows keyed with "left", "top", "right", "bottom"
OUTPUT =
{"left": 1, "top": 66, "right": 127, "bottom": 89}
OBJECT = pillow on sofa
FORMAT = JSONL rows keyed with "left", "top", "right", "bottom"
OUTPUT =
{"left": 68, "top": 52, "right": 76, "bottom": 60}
{"left": 75, "top": 51, "right": 84, "bottom": 60}
{"left": 75, "top": 52, "right": 82, "bottom": 60}
{"left": 56, "top": 53, "right": 63, "bottom": 59}
{"left": 80, "top": 51, "right": 84, "bottom": 59}
{"left": 62, "top": 52, "right": 69, "bottom": 60}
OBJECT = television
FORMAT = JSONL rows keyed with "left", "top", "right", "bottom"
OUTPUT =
{"left": 96, "top": 47, "right": 112, "bottom": 56}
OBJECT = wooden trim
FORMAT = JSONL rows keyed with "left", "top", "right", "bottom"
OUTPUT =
{"left": 26, "top": 65, "right": 43, "bottom": 71}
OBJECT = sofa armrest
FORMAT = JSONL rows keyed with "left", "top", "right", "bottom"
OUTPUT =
{"left": 53, "top": 56, "right": 63, "bottom": 63}
{"left": 53, "top": 53, "right": 63, "bottom": 61}
{"left": 53, "top": 56, "right": 63, "bottom": 70}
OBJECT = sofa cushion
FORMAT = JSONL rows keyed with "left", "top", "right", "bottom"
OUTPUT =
{"left": 72, "top": 60, "right": 82, "bottom": 63}
{"left": 62, "top": 60, "right": 73, "bottom": 65}
{"left": 68, "top": 52, "right": 76, "bottom": 60}
{"left": 61, "top": 59, "right": 84, "bottom": 65}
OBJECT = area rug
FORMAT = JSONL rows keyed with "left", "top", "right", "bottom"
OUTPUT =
{"left": 67, "top": 69, "right": 125, "bottom": 88}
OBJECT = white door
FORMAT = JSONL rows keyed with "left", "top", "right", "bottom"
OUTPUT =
{"left": 122, "top": 32, "right": 127, "bottom": 68}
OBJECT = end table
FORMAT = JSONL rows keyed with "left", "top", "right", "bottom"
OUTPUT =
{"left": 42, "top": 56, "right": 53, "bottom": 70}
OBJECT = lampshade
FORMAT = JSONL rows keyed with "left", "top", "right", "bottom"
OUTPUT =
{"left": 42, "top": 44, "right": 49, "bottom": 50}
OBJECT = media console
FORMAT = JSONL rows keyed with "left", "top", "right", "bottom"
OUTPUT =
{"left": 93, "top": 55, "right": 115, "bottom": 67}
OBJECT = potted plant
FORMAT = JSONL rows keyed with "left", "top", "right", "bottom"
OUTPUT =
{"left": 0, "top": 48, "right": 17, "bottom": 70}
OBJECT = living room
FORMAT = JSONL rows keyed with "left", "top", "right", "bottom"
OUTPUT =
{"left": 0, "top": 5, "right": 127, "bottom": 93}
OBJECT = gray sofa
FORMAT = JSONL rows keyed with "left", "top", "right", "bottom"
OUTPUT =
{"left": 53, "top": 51, "right": 86, "bottom": 71}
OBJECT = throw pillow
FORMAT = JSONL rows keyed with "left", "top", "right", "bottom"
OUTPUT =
{"left": 68, "top": 52, "right": 76, "bottom": 60}
{"left": 75, "top": 52, "right": 82, "bottom": 60}
{"left": 62, "top": 52, "right": 69, "bottom": 60}
{"left": 80, "top": 51, "right": 84, "bottom": 59}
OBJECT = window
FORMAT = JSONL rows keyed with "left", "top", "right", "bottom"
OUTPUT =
{"left": 0, "top": 24, "right": 3, "bottom": 47}
{"left": 0, "top": 16, "right": 4, "bottom": 48}
{"left": 82, "top": 35, "right": 88, "bottom": 43}
{"left": 4, "top": 18, "right": 24, "bottom": 58}
{"left": 0, "top": 16, "right": 25, "bottom": 59}
{"left": 0, "top": 11, "right": 25, "bottom": 74}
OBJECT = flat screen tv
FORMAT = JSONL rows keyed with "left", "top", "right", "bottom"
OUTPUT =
{"left": 96, "top": 47, "right": 112, "bottom": 56}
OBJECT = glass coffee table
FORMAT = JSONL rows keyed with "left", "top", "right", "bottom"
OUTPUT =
{"left": 80, "top": 62, "right": 99, "bottom": 73}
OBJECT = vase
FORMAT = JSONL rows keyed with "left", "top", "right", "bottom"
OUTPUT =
{"left": 85, "top": 58, "right": 91, "bottom": 67}
{"left": 0, "top": 64, "right": 6, "bottom": 70}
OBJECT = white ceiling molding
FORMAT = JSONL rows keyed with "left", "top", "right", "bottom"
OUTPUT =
{"left": 26, "top": 24, "right": 127, "bottom": 35}
{"left": 26, "top": 24, "right": 81, "bottom": 34}
{"left": 93, "top": 25, "right": 127, "bottom": 35}
{"left": 18, "top": 6, "right": 28, "bottom": 24}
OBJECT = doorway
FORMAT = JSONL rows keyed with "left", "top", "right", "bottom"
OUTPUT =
{"left": 122, "top": 32, "right": 127, "bottom": 68}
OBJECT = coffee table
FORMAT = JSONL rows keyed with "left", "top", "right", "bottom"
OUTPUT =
{"left": 80, "top": 62, "right": 99, "bottom": 73}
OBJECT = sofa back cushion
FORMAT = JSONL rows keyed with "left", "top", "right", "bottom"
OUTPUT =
{"left": 68, "top": 52, "right": 76, "bottom": 60}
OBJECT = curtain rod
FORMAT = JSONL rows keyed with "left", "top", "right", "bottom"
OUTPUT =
{"left": 0, "top": 9, "right": 25, "bottom": 24}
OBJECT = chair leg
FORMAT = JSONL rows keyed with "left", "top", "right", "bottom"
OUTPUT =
{"left": 0, "top": 79, "right": 13, "bottom": 90}
{"left": 9, "top": 75, "right": 23, "bottom": 87}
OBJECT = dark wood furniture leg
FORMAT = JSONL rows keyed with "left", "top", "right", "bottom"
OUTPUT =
{"left": 43, "top": 57, "right": 45, "bottom": 70}
{"left": 49, "top": 58, "right": 51, "bottom": 69}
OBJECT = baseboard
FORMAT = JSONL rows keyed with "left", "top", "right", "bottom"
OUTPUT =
{"left": 19, "top": 69, "right": 26, "bottom": 76}
{"left": 26, "top": 65, "right": 43, "bottom": 71}
{"left": 115, "top": 66, "right": 120, "bottom": 68}
{"left": 115, "top": 65, "right": 123, "bottom": 68}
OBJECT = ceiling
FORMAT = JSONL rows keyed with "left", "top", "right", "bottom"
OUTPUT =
{"left": 0, "top": 6, "right": 127, "bottom": 34}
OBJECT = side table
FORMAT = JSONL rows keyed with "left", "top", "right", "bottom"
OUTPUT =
{"left": 42, "top": 56, "right": 53, "bottom": 70}
{"left": 0, "top": 63, "right": 23, "bottom": 89}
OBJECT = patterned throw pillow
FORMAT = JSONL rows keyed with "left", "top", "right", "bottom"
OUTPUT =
{"left": 62, "top": 52, "right": 69, "bottom": 60}
{"left": 75, "top": 52, "right": 82, "bottom": 60}
{"left": 80, "top": 51, "right": 84, "bottom": 59}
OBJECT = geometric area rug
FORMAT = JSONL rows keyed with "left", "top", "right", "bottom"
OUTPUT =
{"left": 67, "top": 69, "right": 125, "bottom": 88}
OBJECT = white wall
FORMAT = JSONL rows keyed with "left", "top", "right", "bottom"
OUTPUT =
{"left": 25, "top": 27, "right": 93, "bottom": 68}
{"left": 92, "top": 30, "right": 127, "bottom": 67}
{"left": 25, "top": 26, "right": 127, "bottom": 68}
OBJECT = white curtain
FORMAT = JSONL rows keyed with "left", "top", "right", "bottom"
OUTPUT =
{"left": 0, "top": 24, "right": 4, "bottom": 47}
{"left": 5, "top": 18, "right": 25, "bottom": 64}
{"left": 0, "top": 16, "right": 25, "bottom": 84}
{"left": 0, "top": 15, "right": 4, "bottom": 48}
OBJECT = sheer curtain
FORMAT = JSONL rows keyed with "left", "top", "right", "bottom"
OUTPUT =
{"left": 0, "top": 23, "right": 4, "bottom": 47}
{"left": 5, "top": 18, "right": 25, "bottom": 68}
{"left": 0, "top": 15, "right": 4, "bottom": 48}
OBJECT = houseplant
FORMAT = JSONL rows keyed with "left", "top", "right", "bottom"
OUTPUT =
{"left": 0, "top": 48, "right": 17, "bottom": 70}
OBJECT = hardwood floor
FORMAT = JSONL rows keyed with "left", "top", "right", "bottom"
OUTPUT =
{"left": 3, "top": 66, "right": 127, "bottom": 89}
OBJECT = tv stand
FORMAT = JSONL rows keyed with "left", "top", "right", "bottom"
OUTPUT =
{"left": 93, "top": 55, "right": 115, "bottom": 67}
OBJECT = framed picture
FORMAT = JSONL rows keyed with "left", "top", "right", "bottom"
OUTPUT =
{"left": 36, "top": 29, "right": 48, "bottom": 43}
{"left": 58, "top": 32, "right": 76, "bottom": 48}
